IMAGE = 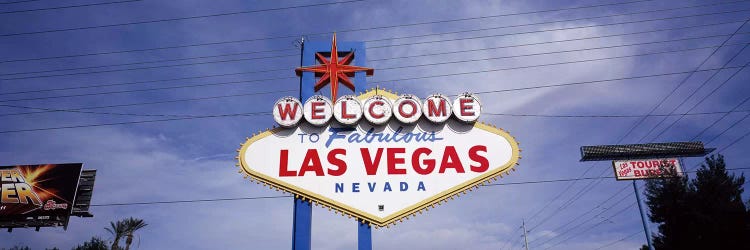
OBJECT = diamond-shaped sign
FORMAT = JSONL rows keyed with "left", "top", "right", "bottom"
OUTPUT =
{"left": 237, "top": 89, "right": 520, "bottom": 227}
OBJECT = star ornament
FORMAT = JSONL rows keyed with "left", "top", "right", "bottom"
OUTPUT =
{"left": 295, "top": 33, "right": 374, "bottom": 103}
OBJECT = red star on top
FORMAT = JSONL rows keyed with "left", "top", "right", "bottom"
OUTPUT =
{"left": 295, "top": 33, "right": 374, "bottom": 103}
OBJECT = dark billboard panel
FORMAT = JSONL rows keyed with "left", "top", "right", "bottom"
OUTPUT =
{"left": 0, "top": 163, "right": 82, "bottom": 227}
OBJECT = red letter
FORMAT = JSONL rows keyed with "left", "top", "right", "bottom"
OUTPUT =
{"left": 341, "top": 101, "right": 356, "bottom": 119}
{"left": 427, "top": 99, "right": 447, "bottom": 117}
{"left": 469, "top": 145, "right": 489, "bottom": 172}
{"left": 311, "top": 101, "right": 325, "bottom": 120}
{"left": 368, "top": 101, "right": 385, "bottom": 119}
{"left": 361, "top": 148, "right": 384, "bottom": 175}
{"left": 327, "top": 149, "right": 347, "bottom": 176}
{"left": 460, "top": 98, "right": 475, "bottom": 116}
{"left": 412, "top": 148, "right": 435, "bottom": 175}
{"left": 299, "top": 149, "right": 324, "bottom": 176}
{"left": 439, "top": 146, "right": 465, "bottom": 173}
{"left": 278, "top": 149, "right": 296, "bottom": 177}
{"left": 277, "top": 103, "right": 299, "bottom": 120}
{"left": 387, "top": 148, "right": 406, "bottom": 175}
{"left": 399, "top": 100, "right": 418, "bottom": 118}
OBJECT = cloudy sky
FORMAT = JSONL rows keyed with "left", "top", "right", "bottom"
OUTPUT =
{"left": 1, "top": 0, "right": 749, "bottom": 249}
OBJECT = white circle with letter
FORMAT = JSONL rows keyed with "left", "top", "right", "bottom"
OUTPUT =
{"left": 303, "top": 95, "right": 333, "bottom": 126}
{"left": 422, "top": 94, "right": 452, "bottom": 123}
{"left": 273, "top": 96, "right": 303, "bottom": 128}
{"left": 452, "top": 93, "right": 481, "bottom": 123}
{"left": 363, "top": 95, "right": 392, "bottom": 125}
{"left": 333, "top": 95, "right": 363, "bottom": 126}
{"left": 393, "top": 94, "right": 422, "bottom": 124}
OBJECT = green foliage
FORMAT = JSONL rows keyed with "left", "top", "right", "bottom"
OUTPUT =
{"left": 121, "top": 217, "right": 147, "bottom": 250}
{"left": 3, "top": 246, "right": 31, "bottom": 250}
{"left": 105, "top": 220, "right": 127, "bottom": 250}
{"left": 72, "top": 237, "right": 108, "bottom": 250}
{"left": 645, "top": 154, "right": 749, "bottom": 250}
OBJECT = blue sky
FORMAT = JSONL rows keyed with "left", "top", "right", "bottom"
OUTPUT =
{"left": 1, "top": 0, "right": 749, "bottom": 249}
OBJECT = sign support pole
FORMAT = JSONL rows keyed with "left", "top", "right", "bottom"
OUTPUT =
{"left": 292, "top": 37, "right": 312, "bottom": 250}
{"left": 358, "top": 220, "right": 372, "bottom": 250}
{"left": 633, "top": 180, "right": 654, "bottom": 250}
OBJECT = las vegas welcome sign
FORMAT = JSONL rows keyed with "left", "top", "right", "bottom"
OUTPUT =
{"left": 236, "top": 89, "right": 520, "bottom": 227}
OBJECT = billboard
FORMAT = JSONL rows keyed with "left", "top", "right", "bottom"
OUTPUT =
{"left": 237, "top": 89, "right": 520, "bottom": 227}
{"left": 0, "top": 163, "right": 83, "bottom": 228}
{"left": 612, "top": 158, "right": 682, "bottom": 180}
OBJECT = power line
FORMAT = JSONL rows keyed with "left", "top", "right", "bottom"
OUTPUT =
{"left": 366, "top": 8, "right": 750, "bottom": 49}
{"left": 0, "top": 89, "right": 295, "bottom": 118}
{"left": 691, "top": 96, "right": 750, "bottom": 141}
{"left": 90, "top": 195, "right": 292, "bottom": 207}
{"left": 0, "top": 53, "right": 294, "bottom": 81}
{"left": 3, "top": 53, "right": 746, "bottom": 105}
{"left": 4, "top": 21, "right": 743, "bottom": 96}
{"left": 80, "top": 168, "right": 750, "bottom": 207}
{"left": 537, "top": 112, "right": 750, "bottom": 248}
{"left": 521, "top": 18, "right": 750, "bottom": 234}
{"left": 0, "top": 111, "right": 272, "bottom": 134}
{"left": 0, "top": 0, "right": 43, "bottom": 4}
{"left": 542, "top": 203, "right": 638, "bottom": 249}
{"left": 485, "top": 110, "right": 750, "bottom": 118}
{"left": 0, "top": 91, "right": 296, "bottom": 117}
{"left": 0, "top": 76, "right": 297, "bottom": 103}
{"left": 5, "top": 9, "right": 748, "bottom": 81}
{"left": 526, "top": 184, "right": 632, "bottom": 245}
{"left": 0, "top": 51, "right": 299, "bottom": 78}
{"left": 531, "top": 192, "right": 635, "bottom": 247}
{"left": 593, "top": 230, "right": 644, "bottom": 250}
{"left": 0, "top": 0, "right": 660, "bottom": 63}
{"left": 0, "top": 0, "right": 366, "bottom": 37}
{"left": 648, "top": 60, "right": 750, "bottom": 141}
{"left": 549, "top": 134, "right": 750, "bottom": 248}
{"left": 0, "top": 0, "right": 141, "bottom": 15}
{"left": 7, "top": 0, "right": 742, "bottom": 76}
{"left": 704, "top": 112, "right": 750, "bottom": 146}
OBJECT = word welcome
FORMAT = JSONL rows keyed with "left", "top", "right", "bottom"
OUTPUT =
{"left": 272, "top": 93, "right": 481, "bottom": 127}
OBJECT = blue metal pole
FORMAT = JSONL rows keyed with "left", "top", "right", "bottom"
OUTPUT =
{"left": 292, "top": 37, "right": 313, "bottom": 250}
{"left": 292, "top": 198, "right": 312, "bottom": 250}
{"left": 358, "top": 220, "right": 372, "bottom": 250}
{"left": 633, "top": 180, "right": 654, "bottom": 250}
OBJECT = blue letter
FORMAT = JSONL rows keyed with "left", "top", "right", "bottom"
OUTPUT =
{"left": 368, "top": 182, "right": 376, "bottom": 192}
{"left": 335, "top": 183, "right": 344, "bottom": 193}
{"left": 352, "top": 182, "right": 360, "bottom": 193}
{"left": 417, "top": 181, "right": 426, "bottom": 191}
{"left": 326, "top": 127, "right": 354, "bottom": 148}
{"left": 383, "top": 182, "right": 392, "bottom": 192}
{"left": 400, "top": 182, "right": 408, "bottom": 191}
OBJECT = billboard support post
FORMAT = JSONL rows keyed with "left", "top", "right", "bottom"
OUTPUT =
{"left": 358, "top": 220, "right": 372, "bottom": 250}
{"left": 292, "top": 198, "right": 312, "bottom": 250}
{"left": 292, "top": 34, "right": 371, "bottom": 250}
{"left": 580, "top": 142, "right": 711, "bottom": 250}
{"left": 633, "top": 180, "right": 654, "bottom": 250}
{"left": 292, "top": 36, "right": 312, "bottom": 250}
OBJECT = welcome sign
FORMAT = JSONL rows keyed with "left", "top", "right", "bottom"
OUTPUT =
{"left": 237, "top": 89, "right": 520, "bottom": 227}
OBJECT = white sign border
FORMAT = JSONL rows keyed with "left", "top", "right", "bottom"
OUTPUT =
{"left": 235, "top": 88, "right": 521, "bottom": 227}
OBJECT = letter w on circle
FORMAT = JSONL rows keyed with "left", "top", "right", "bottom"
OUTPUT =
{"left": 277, "top": 103, "right": 299, "bottom": 120}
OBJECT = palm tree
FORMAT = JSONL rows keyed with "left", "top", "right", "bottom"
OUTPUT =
{"left": 105, "top": 221, "right": 126, "bottom": 250}
{"left": 122, "top": 217, "right": 148, "bottom": 250}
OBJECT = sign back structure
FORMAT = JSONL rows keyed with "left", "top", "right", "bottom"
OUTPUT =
{"left": 0, "top": 163, "right": 96, "bottom": 231}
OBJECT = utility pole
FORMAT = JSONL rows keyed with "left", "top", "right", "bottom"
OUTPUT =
{"left": 522, "top": 219, "right": 529, "bottom": 250}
